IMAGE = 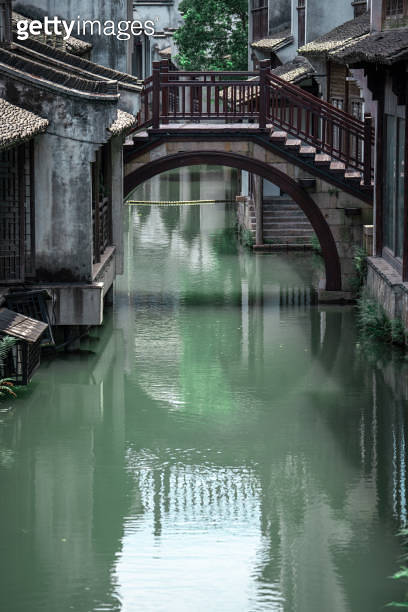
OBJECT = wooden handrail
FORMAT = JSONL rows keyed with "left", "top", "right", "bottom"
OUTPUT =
{"left": 266, "top": 71, "right": 373, "bottom": 137}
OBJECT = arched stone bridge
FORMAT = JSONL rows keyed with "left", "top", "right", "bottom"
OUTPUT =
{"left": 123, "top": 60, "right": 374, "bottom": 298}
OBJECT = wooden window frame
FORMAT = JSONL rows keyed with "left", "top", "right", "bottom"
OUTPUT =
{"left": 384, "top": 0, "right": 407, "bottom": 20}
{"left": 251, "top": 0, "right": 268, "bottom": 42}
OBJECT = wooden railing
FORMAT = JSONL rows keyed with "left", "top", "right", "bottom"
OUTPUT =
{"left": 134, "top": 59, "right": 374, "bottom": 184}
{"left": 265, "top": 70, "right": 374, "bottom": 182}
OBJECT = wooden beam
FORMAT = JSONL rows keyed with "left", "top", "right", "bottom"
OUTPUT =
{"left": 402, "top": 78, "right": 408, "bottom": 281}
{"left": 375, "top": 93, "right": 384, "bottom": 256}
{"left": 17, "top": 144, "right": 25, "bottom": 280}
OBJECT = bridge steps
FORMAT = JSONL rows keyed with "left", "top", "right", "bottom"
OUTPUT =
{"left": 269, "top": 129, "right": 367, "bottom": 190}
{"left": 248, "top": 197, "right": 314, "bottom": 247}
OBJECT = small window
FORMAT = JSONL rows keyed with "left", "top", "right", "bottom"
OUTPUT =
{"left": 385, "top": 0, "right": 404, "bottom": 17}
{"left": 251, "top": 0, "right": 268, "bottom": 41}
{"left": 0, "top": 0, "right": 11, "bottom": 46}
{"left": 351, "top": 99, "right": 363, "bottom": 121}
{"left": 297, "top": 0, "right": 306, "bottom": 48}
{"left": 330, "top": 98, "right": 344, "bottom": 110}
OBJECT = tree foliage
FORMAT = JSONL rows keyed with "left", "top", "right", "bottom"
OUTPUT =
{"left": 174, "top": 0, "right": 248, "bottom": 71}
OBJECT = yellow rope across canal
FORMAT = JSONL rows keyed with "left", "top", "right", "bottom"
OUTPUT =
{"left": 126, "top": 199, "right": 235, "bottom": 206}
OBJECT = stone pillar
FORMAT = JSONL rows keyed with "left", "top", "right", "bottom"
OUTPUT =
{"left": 254, "top": 174, "right": 263, "bottom": 246}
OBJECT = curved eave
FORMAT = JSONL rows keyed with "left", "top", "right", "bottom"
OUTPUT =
{"left": 0, "top": 62, "right": 120, "bottom": 102}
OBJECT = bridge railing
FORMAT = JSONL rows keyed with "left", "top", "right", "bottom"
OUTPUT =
{"left": 134, "top": 59, "right": 374, "bottom": 184}
{"left": 265, "top": 68, "right": 374, "bottom": 182}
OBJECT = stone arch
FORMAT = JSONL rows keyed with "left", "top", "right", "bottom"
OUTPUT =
{"left": 124, "top": 151, "right": 342, "bottom": 291}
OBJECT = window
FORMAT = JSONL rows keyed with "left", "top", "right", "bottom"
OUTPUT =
{"left": 383, "top": 114, "right": 405, "bottom": 260}
{"left": 92, "top": 145, "right": 112, "bottom": 265}
{"left": 0, "top": 143, "right": 35, "bottom": 282}
{"left": 385, "top": 0, "right": 404, "bottom": 16}
{"left": 252, "top": 0, "right": 268, "bottom": 41}
{"left": 297, "top": 0, "right": 306, "bottom": 48}
{"left": 0, "top": 0, "right": 11, "bottom": 46}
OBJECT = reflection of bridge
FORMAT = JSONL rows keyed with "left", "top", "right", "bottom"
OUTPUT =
{"left": 124, "top": 60, "right": 374, "bottom": 296}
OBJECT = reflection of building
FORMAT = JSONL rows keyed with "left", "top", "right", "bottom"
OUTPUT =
{"left": 0, "top": 315, "right": 129, "bottom": 612}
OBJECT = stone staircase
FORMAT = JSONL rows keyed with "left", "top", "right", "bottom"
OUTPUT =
{"left": 269, "top": 130, "right": 369, "bottom": 192}
{"left": 247, "top": 197, "right": 314, "bottom": 248}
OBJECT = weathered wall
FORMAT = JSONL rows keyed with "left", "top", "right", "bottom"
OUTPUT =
{"left": 366, "top": 257, "right": 408, "bottom": 330}
{"left": 268, "top": 0, "right": 291, "bottom": 35}
{"left": 14, "top": 0, "right": 131, "bottom": 72}
{"left": 306, "top": 0, "right": 354, "bottom": 45}
{"left": 125, "top": 138, "right": 372, "bottom": 293}
{"left": 0, "top": 73, "right": 117, "bottom": 281}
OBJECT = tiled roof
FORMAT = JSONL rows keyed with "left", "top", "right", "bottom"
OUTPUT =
{"left": 15, "top": 37, "right": 142, "bottom": 90}
{"left": 252, "top": 29, "right": 293, "bottom": 52}
{"left": 272, "top": 57, "right": 315, "bottom": 84}
{"left": 299, "top": 12, "right": 370, "bottom": 57}
{"left": 159, "top": 46, "right": 172, "bottom": 57}
{"left": 109, "top": 110, "right": 137, "bottom": 136}
{"left": 0, "top": 307, "right": 48, "bottom": 343}
{"left": 0, "top": 98, "right": 48, "bottom": 150}
{"left": 0, "top": 46, "right": 119, "bottom": 100}
{"left": 227, "top": 57, "right": 314, "bottom": 104}
{"left": 12, "top": 11, "right": 92, "bottom": 56}
{"left": 332, "top": 28, "right": 408, "bottom": 64}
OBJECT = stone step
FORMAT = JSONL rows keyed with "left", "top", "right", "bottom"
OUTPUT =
{"left": 262, "top": 236, "right": 313, "bottom": 244}
{"left": 263, "top": 229, "right": 315, "bottom": 237}
{"left": 330, "top": 161, "right": 346, "bottom": 173}
{"left": 344, "top": 170, "right": 362, "bottom": 183}
{"left": 314, "top": 153, "right": 332, "bottom": 166}
{"left": 299, "top": 146, "right": 316, "bottom": 157}
{"left": 263, "top": 211, "right": 308, "bottom": 218}
{"left": 263, "top": 203, "right": 303, "bottom": 211}
{"left": 285, "top": 138, "right": 302, "bottom": 150}
{"left": 270, "top": 130, "right": 287, "bottom": 142}
{"left": 263, "top": 222, "right": 312, "bottom": 229}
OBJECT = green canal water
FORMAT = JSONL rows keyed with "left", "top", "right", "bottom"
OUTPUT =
{"left": 1, "top": 166, "right": 408, "bottom": 611}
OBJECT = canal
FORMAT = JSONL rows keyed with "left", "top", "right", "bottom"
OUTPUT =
{"left": 0, "top": 166, "right": 408, "bottom": 611}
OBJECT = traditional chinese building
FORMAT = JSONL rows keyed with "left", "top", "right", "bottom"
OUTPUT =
{"left": 325, "top": 0, "right": 408, "bottom": 328}
{"left": 0, "top": 1, "right": 142, "bottom": 340}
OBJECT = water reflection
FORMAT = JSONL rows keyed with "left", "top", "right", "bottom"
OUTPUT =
{"left": 0, "top": 166, "right": 407, "bottom": 611}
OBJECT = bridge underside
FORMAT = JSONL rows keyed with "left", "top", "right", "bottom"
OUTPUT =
{"left": 124, "top": 129, "right": 373, "bottom": 296}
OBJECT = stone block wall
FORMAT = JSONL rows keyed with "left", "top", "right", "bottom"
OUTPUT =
{"left": 366, "top": 257, "right": 408, "bottom": 330}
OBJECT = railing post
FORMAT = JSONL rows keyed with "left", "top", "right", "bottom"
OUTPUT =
{"left": 160, "top": 59, "right": 169, "bottom": 125}
{"left": 363, "top": 113, "right": 372, "bottom": 186}
{"left": 259, "top": 59, "right": 270, "bottom": 130}
{"left": 152, "top": 61, "right": 161, "bottom": 130}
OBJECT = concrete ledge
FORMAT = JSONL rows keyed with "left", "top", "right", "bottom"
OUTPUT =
{"left": 318, "top": 279, "right": 353, "bottom": 303}
{"left": 366, "top": 257, "right": 408, "bottom": 329}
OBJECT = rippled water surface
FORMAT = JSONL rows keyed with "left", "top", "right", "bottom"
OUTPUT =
{"left": 1, "top": 166, "right": 408, "bottom": 611}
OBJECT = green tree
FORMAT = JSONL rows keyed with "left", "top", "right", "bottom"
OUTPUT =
{"left": 174, "top": 0, "right": 248, "bottom": 71}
